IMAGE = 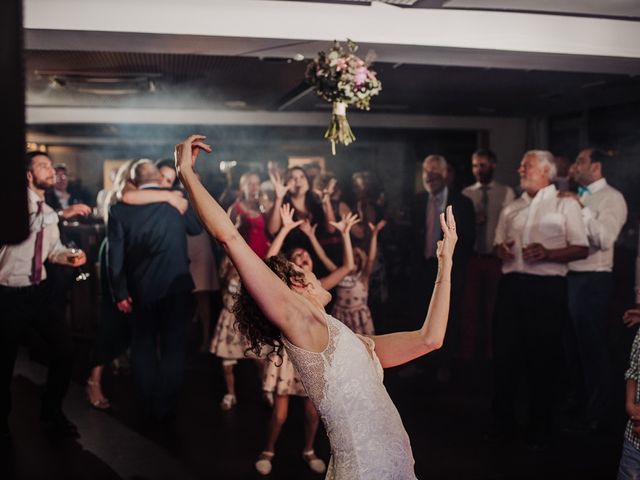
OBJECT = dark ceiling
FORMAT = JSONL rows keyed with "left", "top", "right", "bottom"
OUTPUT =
{"left": 25, "top": 49, "right": 640, "bottom": 118}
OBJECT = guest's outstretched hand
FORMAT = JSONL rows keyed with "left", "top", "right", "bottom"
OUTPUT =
{"left": 329, "top": 212, "right": 360, "bottom": 236}
{"left": 436, "top": 205, "right": 457, "bottom": 261}
{"left": 270, "top": 171, "right": 291, "bottom": 200}
{"left": 279, "top": 203, "right": 303, "bottom": 232}
{"left": 368, "top": 219, "right": 387, "bottom": 235}
{"left": 299, "top": 219, "right": 318, "bottom": 238}
{"left": 175, "top": 134, "right": 212, "bottom": 174}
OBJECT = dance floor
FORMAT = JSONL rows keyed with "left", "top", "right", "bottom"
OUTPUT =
{"left": 3, "top": 331, "right": 626, "bottom": 480}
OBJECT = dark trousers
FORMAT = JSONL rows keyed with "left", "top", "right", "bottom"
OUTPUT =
{"left": 566, "top": 271, "right": 613, "bottom": 422}
{"left": 459, "top": 255, "right": 501, "bottom": 359}
{"left": 131, "top": 291, "right": 194, "bottom": 420}
{"left": 91, "top": 300, "right": 131, "bottom": 368}
{"left": 492, "top": 273, "right": 567, "bottom": 436}
{"left": 0, "top": 282, "right": 74, "bottom": 424}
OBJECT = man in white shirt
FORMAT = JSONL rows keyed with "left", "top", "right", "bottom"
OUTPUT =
{"left": 0, "top": 152, "right": 87, "bottom": 441}
{"left": 490, "top": 150, "right": 589, "bottom": 448}
{"left": 564, "top": 147, "right": 628, "bottom": 431}
{"left": 461, "top": 149, "right": 515, "bottom": 360}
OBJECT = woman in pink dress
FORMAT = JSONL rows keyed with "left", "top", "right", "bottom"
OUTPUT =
{"left": 211, "top": 172, "right": 270, "bottom": 409}
{"left": 228, "top": 172, "right": 269, "bottom": 259}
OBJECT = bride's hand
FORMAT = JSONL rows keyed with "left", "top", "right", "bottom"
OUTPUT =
{"left": 436, "top": 205, "right": 457, "bottom": 261}
{"left": 174, "top": 134, "right": 212, "bottom": 174}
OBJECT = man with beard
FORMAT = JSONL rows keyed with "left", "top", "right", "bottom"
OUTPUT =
{"left": 460, "top": 150, "right": 515, "bottom": 360}
{"left": 1, "top": 151, "right": 87, "bottom": 441}
{"left": 564, "top": 148, "right": 627, "bottom": 432}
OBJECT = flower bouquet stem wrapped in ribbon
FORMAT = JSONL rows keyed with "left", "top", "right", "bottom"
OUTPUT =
{"left": 306, "top": 40, "right": 382, "bottom": 155}
{"left": 325, "top": 102, "right": 355, "bottom": 155}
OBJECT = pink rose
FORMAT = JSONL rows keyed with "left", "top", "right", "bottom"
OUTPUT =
{"left": 354, "top": 67, "right": 368, "bottom": 86}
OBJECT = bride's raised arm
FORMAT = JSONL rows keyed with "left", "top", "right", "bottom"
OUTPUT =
{"left": 175, "top": 135, "right": 310, "bottom": 338}
{"left": 371, "top": 206, "right": 457, "bottom": 368}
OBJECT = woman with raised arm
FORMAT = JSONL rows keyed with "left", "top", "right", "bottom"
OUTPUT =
{"left": 331, "top": 219, "right": 387, "bottom": 335}
{"left": 176, "top": 135, "right": 457, "bottom": 480}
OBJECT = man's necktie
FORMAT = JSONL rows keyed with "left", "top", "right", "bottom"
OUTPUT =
{"left": 425, "top": 196, "right": 438, "bottom": 258}
{"left": 30, "top": 200, "right": 44, "bottom": 285}
{"left": 578, "top": 185, "right": 590, "bottom": 197}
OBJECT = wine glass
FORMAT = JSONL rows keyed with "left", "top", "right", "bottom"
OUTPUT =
{"left": 66, "top": 240, "right": 90, "bottom": 282}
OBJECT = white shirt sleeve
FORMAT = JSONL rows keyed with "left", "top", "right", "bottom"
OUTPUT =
{"left": 46, "top": 223, "right": 70, "bottom": 264}
{"left": 581, "top": 191, "right": 628, "bottom": 251}
{"left": 561, "top": 198, "right": 589, "bottom": 247}
{"left": 493, "top": 206, "right": 508, "bottom": 247}
{"left": 504, "top": 187, "right": 516, "bottom": 206}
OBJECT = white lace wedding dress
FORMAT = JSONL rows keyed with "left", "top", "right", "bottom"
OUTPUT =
{"left": 283, "top": 314, "right": 417, "bottom": 479}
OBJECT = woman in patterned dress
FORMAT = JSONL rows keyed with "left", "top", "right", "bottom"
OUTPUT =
{"left": 331, "top": 219, "right": 386, "bottom": 335}
{"left": 257, "top": 204, "right": 358, "bottom": 475}
{"left": 177, "top": 135, "right": 456, "bottom": 480}
{"left": 209, "top": 257, "right": 252, "bottom": 410}
{"left": 210, "top": 172, "right": 270, "bottom": 410}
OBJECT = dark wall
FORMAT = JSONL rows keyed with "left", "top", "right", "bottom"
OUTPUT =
{"left": 1, "top": 0, "right": 28, "bottom": 244}
{"left": 40, "top": 124, "right": 479, "bottom": 223}
{"left": 549, "top": 101, "right": 640, "bottom": 250}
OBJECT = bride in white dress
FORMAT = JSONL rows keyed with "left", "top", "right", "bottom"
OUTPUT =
{"left": 176, "top": 134, "right": 457, "bottom": 479}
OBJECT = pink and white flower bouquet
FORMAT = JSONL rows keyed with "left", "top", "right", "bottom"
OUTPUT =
{"left": 306, "top": 40, "right": 382, "bottom": 154}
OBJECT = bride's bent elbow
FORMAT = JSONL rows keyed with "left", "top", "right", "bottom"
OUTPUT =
{"left": 422, "top": 337, "right": 443, "bottom": 354}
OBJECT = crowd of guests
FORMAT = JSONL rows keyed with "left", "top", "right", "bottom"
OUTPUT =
{"left": 2, "top": 144, "right": 640, "bottom": 478}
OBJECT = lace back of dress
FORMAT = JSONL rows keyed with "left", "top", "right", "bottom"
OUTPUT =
{"left": 283, "top": 318, "right": 340, "bottom": 406}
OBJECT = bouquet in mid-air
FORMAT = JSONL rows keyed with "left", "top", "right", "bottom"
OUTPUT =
{"left": 305, "top": 39, "right": 382, "bottom": 154}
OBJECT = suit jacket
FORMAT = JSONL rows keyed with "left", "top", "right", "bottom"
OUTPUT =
{"left": 411, "top": 189, "right": 475, "bottom": 277}
{"left": 107, "top": 190, "right": 202, "bottom": 306}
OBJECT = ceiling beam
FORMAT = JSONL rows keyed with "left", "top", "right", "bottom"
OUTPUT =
{"left": 24, "top": 0, "right": 640, "bottom": 68}
{"left": 26, "top": 105, "right": 521, "bottom": 131}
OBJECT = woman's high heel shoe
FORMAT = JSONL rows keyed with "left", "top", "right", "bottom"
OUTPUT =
{"left": 86, "top": 379, "right": 111, "bottom": 410}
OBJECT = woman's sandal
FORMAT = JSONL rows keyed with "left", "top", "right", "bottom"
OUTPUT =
{"left": 302, "top": 450, "right": 326, "bottom": 474}
{"left": 255, "top": 451, "right": 274, "bottom": 475}
{"left": 86, "top": 380, "right": 111, "bottom": 410}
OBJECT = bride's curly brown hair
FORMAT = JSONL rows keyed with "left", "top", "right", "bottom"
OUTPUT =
{"left": 233, "top": 254, "right": 308, "bottom": 364}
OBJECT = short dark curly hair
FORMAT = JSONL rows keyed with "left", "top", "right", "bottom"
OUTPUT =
{"left": 233, "top": 254, "right": 308, "bottom": 364}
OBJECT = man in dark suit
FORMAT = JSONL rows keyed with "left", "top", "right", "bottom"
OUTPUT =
{"left": 411, "top": 154, "right": 475, "bottom": 379}
{"left": 107, "top": 159, "right": 202, "bottom": 422}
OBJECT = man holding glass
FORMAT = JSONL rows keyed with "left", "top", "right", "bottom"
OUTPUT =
{"left": 0, "top": 151, "right": 87, "bottom": 442}
{"left": 490, "top": 150, "right": 588, "bottom": 448}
